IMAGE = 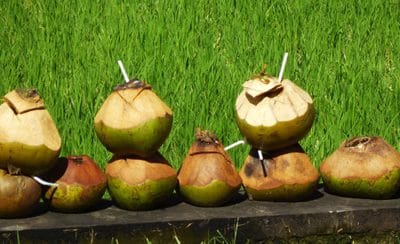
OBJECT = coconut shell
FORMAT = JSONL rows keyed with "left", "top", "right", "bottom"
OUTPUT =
{"left": 43, "top": 155, "right": 107, "bottom": 213}
{"left": 235, "top": 74, "right": 314, "bottom": 151}
{"left": 320, "top": 136, "right": 400, "bottom": 199}
{"left": 0, "top": 89, "right": 61, "bottom": 175}
{"left": 0, "top": 169, "right": 41, "bottom": 218}
{"left": 177, "top": 130, "right": 242, "bottom": 207}
{"left": 240, "top": 144, "right": 320, "bottom": 201}
{"left": 94, "top": 80, "right": 173, "bottom": 157}
{"left": 106, "top": 152, "right": 177, "bottom": 210}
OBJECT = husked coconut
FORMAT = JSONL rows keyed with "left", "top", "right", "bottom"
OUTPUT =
{"left": 94, "top": 80, "right": 173, "bottom": 157}
{"left": 0, "top": 89, "right": 61, "bottom": 175}
{"left": 106, "top": 152, "right": 177, "bottom": 210}
{"left": 235, "top": 69, "right": 314, "bottom": 151}
{"left": 320, "top": 136, "right": 400, "bottom": 199}
{"left": 177, "top": 129, "right": 242, "bottom": 207}
{"left": 240, "top": 144, "right": 320, "bottom": 201}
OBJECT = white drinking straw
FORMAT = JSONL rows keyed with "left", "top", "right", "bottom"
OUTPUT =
{"left": 117, "top": 60, "right": 130, "bottom": 83}
{"left": 257, "top": 149, "right": 264, "bottom": 161}
{"left": 32, "top": 176, "right": 58, "bottom": 187}
{"left": 224, "top": 140, "right": 245, "bottom": 151}
{"left": 277, "top": 52, "right": 289, "bottom": 82}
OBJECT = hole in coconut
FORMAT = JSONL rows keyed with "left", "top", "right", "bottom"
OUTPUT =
{"left": 345, "top": 137, "right": 371, "bottom": 148}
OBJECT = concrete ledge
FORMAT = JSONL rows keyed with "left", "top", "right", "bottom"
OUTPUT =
{"left": 1, "top": 188, "right": 400, "bottom": 242}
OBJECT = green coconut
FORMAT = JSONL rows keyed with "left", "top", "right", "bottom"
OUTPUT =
{"left": 320, "top": 136, "right": 400, "bottom": 199}
{"left": 240, "top": 144, "right": 320, "bottom": 201}
{"left": 177, "top": 129, "right": 242, "bottom": 207}
{"left": 105, "top": 153, "right": 177, "bottom": 211}
{"left": 94, "top": 80, "right": 173, "bottom": 157}
{"left": 0, "top": 89, "right": 61, "bottom": 175}
{"left": 235, "top": 68, "right": 314, "bottom": 151}
{"left": 43, "top": 155, "right": 107, "bottom": 213}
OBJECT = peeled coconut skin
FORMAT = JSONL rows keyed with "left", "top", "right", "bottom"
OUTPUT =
{"left": 0, "top": 89, "right": 61, "bottom": 175}
{"left": 240, "top": 144, "right": 320, "bottom": 201}
{"left": 106, "top": 153, "right": 177, "bottom": 211}
{"left": 320, "top": 136, "right": 400, "bottom": 199}
{"left": 43, "top": 155, "right": 107, "bottom": 213}
{"left": 0, "top": 169, "right": 41, "bottom": 218}
{"left": 94, "top": 80, "right": 173, "bottom": 157}
{"left": 177, "top": 130, "right": 242, "bottom": 207}
{"left": 235, "top": 75, "right": 315, "bottom": 151}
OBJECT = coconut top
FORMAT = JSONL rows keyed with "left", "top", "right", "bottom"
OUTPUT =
{"left": 94, "top": 80, "right": 172, "bottom": 129}
{"left": 3, "top": 89, "right": 45, "bottom": 114}
{"left": 236, "top": 75, "right": 313, "bottom": 127}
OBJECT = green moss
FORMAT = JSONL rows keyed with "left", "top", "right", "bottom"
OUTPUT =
{"left": 321, "top": 169, "right": 400, "bottom": 199}
{"left": 107, "top": 176, "right": 177, "bottom": 210}
{"left": 179, "top": 179, "right": 240, "bottom": 207}
{"left": 245, "top": 181, "right": 319, "bottom": 201}
{"left": 94, "top": 115, "right": 172, "bottom": 157}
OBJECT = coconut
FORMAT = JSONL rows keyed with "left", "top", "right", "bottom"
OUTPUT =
{"left": 240, "top": 144, "right": 320, "bottom": 201}
{"left": 0, "top": 89, "right": 61, "bottom": 175}
{"left": 320, "top": 136, "right": 400, "bottom": 199}
{"left": 94, "top": 80, "right": 173, "bottom": 157}
{"left": 235, "top": 69, "right": 315, "bottom": 151}
{"left": 177, "top": 129, "right": 242, "bottom": 207}
{"left": 43, "top": 155, "right": 107, "bottom": 213}
{"left": 0, "top": 168, "right": 41, "bottom": 218}
{"left": 106, "top": 152, "right": 177, "bottom": 211}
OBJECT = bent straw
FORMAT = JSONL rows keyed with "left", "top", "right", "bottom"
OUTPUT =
{"left": 277, "top": 52, "right": 288, "bottom": 83}
{"left": 258, "top": 149, "right": 268, "bottom": 177}
{"left": 117, "top": 60, "right": 130, "bottom": 83}
{"left": 224, "top": 140, "right": 245, "bottom": 151}
{"left": 32, "top": 176, "right": 58, "bottom": 187}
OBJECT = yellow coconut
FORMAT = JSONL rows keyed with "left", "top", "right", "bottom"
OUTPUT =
{"left": 94, "top": 80, "right": 173, "bottom": 157}
{"left": 235, "top": 69, "right": 315, "bottom": 151}
{"left": 0, "top": 89, "right": 61, "bottom": 175}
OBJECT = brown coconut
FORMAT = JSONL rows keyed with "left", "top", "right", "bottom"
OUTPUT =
{"left": 177, "top": 129, "right": 242, "bottom": 207}
{"left": 320, "top": 136, "right": 400, "bottom": 199}
{"left": 0, "top": 89, "right": 61, "bottom": 175}
{"left": 235, "top": 69, "right": 315, "bottom": 151}
{"left": 240, "top": 144, "right": 320, "bottom": 201}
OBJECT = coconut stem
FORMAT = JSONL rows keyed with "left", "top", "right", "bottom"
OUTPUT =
{"left": 277, "top": 52, "right": 288, "bottom": 83}
{"left": 117, "top": 60, "right": 130, "bottom": 83}
{"left": 224, "top": 140, "right": 245, "bottom": 151}
{"left": 257, "top": 149, "right": 268, "bottom": 177}
{"left": 32, "top": 176, "right": 58, "bottom": 187}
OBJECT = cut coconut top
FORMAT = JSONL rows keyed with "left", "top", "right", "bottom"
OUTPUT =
{"left": 236, "top": 79, "right": 313, "bottom": 127}
{"left": 3, "top": 89, "right": 45, "bottom": 114}
{"left": 94, "top": 87, "right": 172, "bottom": 129}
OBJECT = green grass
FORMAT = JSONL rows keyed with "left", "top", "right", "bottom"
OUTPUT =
{"left": 0, "top": 0, "right": 399, "bottom": 170}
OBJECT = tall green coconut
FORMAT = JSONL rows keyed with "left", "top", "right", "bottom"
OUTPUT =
{"left": 94, "top": 61, "right": 172, "bottom": 157}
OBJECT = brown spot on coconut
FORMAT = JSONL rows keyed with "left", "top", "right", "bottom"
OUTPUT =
{"left": 0, "top": 168, "right": 41, "bottom": 218}
{"left": 0, "top": 89, "right": 61, "bottom": 175}
{"left": 240, "top": 144, "right": 320, "bottom": 201}
{"left": 105, "top": 152, "right": 177, "bottom": 211}
{"left": 94, "top": 79, "right": 173, "bottom": 157}
{"left": 235, "top": 67, "right": 315, "bottom": 151}
{"left": 177, "top": 129, "right": 242, "bottom": 207}
{"left": 320, "top": 136, "right": 400, "bottom": 199}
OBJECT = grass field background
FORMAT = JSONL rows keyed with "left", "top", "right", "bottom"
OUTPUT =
{"left": 1, "top": 0, "right": 399, "bottom": 170}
